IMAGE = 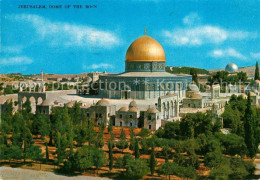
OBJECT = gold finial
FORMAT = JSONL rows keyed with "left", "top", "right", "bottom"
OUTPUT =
{"left": 144, "top": 27, "right": 147, "bottom": 35}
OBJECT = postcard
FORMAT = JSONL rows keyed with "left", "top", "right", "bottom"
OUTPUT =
{"left": 0, "top": 0, "right": 260, "bottom": 179}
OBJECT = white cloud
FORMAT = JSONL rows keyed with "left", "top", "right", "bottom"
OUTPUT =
{"left": 183, "top": 12, "right": 200, "bottom": 25}
{"left": 6, "top": 14, "right": 120, "bottom": 49}
{"left": 250, "top": 52, "right": 260, "bottom": 59}
{"left": 162, "top": 26, "right": 256, "bottom": 46}
{"left": 0, "top": 56, "right": 33, "bottom": 66}
{"left": 1, "top": 46, "right": 23, "bottom": 53}
{"left": 210, "top": 48, "right": 247, "bottom": 60}
{"left": 163, "top": 13, "right": 257, "bottom": 46}
{"left": 83, "top": 63, "right": 114, "bottom": 70}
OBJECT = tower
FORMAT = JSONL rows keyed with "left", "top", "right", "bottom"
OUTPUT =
{"left": 41, "top": 70, "right": 44, "bottom": 81}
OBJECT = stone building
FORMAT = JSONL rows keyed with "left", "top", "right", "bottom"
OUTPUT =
{"left": 144, "top": 107, "right": 161, "bottom": 130}
{"left": 115, "top": 100, "right": 140, "bottom": 128}
{"left": 36, "top": 99, "right": 53, "bottom": 115}
{"left": 85, "top": 99, "right": 116, "bottom": 126}
{"left": 183, "top": 93, "right": 203, "bottom": 108}
{"left": 158, "top": 93, "right": 179, "bottom": 120}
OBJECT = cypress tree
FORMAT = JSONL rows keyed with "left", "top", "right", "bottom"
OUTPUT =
{"left": 149, "top": 145, "right": 157, "bottom": 175}
{"left": 108, "top": 140, "right": 113, "bottom": 172}
{"left": 45, "top": 141, "right": 49, "bottom": 162}
{"left": 244, "top": 92, "right": 257, "bottom": 158}
{"left": 129, "top": 127, "right": 135, "bottom": 150}
{"left": 116, "top": 129, "right": 128, "bottom": 152}
{"left": 255, "top": 61, "right": 259, "bottom": 80}
{"left": 134, "top": 138, "right": 140, "bottom": 159}
{"left": 120, "top": 128, "right": 126, "bottom": 140}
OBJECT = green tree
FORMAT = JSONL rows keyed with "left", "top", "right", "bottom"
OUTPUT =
{"left": 22, "top": 98, "right": 32, "bottom": 114}
{"left": 229, "top": 157, "right": 249, "bottom": 179}
{"left": 116, "top": 129, "right": 128, "bottom": 152}
{"left": 162, "top": 121, "right": 180, "bottom": 139}
{"left": 87, "top": 119, "right": 97, "bottom": 146}
{"left": 137, "top": 128, "right": 150, "bottom": 138}
{"left": 55, "top": 132, "right": 68, "bottom": 164}
{"left": 186, "top": 153, "right": 200, "bottom": 169}
{"left": 210, "top": 163, "right": 232, "bottom": 180}
{"left": 39, "top": 116, "right": 50, "bottom": 139}
{"left": 158, "top": 162, "right": 196, "bottom": 180}
{"left": 95, "top": 125, "right": 104, "bottom": 148}
{"left": 190, "top": 68, "right": 199, "bottom": 85}
{"left": 108, "top": 140, "right": 114, "bottom": 172}
{"left": 45, "top": 141, "right": 49, "bottom": 162}
{"left": 108, "top": 119, "right": 113, "bottom": 134}
{"left": 129, "top": 127, "right": 135, "bottom": 150}
{"left": 0, "top": 145, "right": 23, "bottom": 163}
{"left": 115, "top": 154, "right": 134, "bottom": 170}
{"left": 93, "top": 148, "right": 107, "bottom": 173}
{"left": 255, "top": 61, "right": 259, "bottom": 80}
{"left": 125, "top": 158, "right": 149, "bottom": 179}
{"left": 32, "top": 110, "right": 42, "bottom": 135}
{"left": 162, "top": 145, "right": 171, "bottom": 162}
{"left": 204, "top": 149, "right": 225, "bottom": 168}
{"left": 149, "top": 145, "right": 157, "bottom": 175}
{"left": 134, "top": 138, "right": 140, "bottom": 159}
{"left": 74, "top": 122, "right": 88, "bottom": 146}
{"left": 70, "top": 102, "right": 81, "bottom": 125}
{"left": 157, "top": 162, "right": 177, "bottom": 180}
{"left": 244, "top": 92, "right": 257, "bottom": 158}
{"left": 9, "top": 145, "right": 23, "bottom": 163}
{"left": 4, "top": 85, "right": 14, "bottom": 94}
{"left": 27, "top": 145, "right": 44, "bottom": 167}
{"left": 217, "top": 133, "right": 247, "bottom": 156}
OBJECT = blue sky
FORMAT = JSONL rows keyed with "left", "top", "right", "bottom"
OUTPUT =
{"left": 1, "top": 0, "right": 260, "bottom": 74}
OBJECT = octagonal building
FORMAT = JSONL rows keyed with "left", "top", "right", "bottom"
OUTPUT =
{"left": 98, "top": 32, "right": 192, "bottom": 100}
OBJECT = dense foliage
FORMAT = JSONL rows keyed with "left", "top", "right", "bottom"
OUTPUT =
{"left": 166, "top": 66, "right": 209, "bottom": 75}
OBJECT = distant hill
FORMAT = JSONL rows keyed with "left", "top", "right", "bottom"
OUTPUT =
{"left": 166, "top": 66, "right": 210, "bottom": 75}
{"left": 239, "top": 66, "right": 258, "bottom": 79}
{"left": 209, "top": 69, "right": 223, "bottom": 73}
{"left": 208, "top": 66, "right": 259, "bottom": 79}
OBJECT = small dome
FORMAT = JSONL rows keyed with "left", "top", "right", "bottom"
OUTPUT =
{"left": 128, "top": 106, "right": 138, "bottom": 112}
{"left": 188, "top": 84, "right": 199, "bottom": 92}
{"left": 54, "top": 100, "right": 60, "bottom": 104}
{"left": 225, "top": 63, "right": 238, "bottom": 73}
{"left": 190, "top": 93, "right": 202, "bottom": 99}
{"left": 42, "top": 99, "right": 54, "bottom": 106}
{"left": 78, "top": 100, "right": 85, "bottom": 104}
{"left": 146, "top": 107, "right": 159, "bottom": 113}
{"left": 241, "top": 94, "right": 247, "bottom": 99}
{"left": 249, "top": 92, "right": 256, "bottom": 96}
{"left": 0, "top": 99, "right": 6, "bottom": 104}
{"left": 66, "top": 101, "right": 75, "bottom": 107}
{"left": 6, "top": 98, "right": 13, "bottom": 104}
{"left": 96, "top": 99, "right": 110, "bottom": 106}
{"left": 129, "top": 100, "right": 137, "bottom": 108}
{"left": 119, "top": 107, "right": 128, "bottom": 112}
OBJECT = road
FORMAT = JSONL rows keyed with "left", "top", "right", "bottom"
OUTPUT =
{"left": 0, "top": 167, "right": 110, "bottom": 180}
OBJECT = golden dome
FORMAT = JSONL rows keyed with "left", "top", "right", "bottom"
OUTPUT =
{"left": 126, "top": 35, "right": 166, "bottom": 62}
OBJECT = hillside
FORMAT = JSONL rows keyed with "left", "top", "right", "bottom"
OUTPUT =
{"left": 239, "top": 66, "right": 259, "bottom": 79}
{"left": 166, "top": 66, "right": 210, "bottom": 75}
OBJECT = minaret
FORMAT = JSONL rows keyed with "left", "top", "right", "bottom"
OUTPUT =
{"left": 41, "top": 70, "right": 46, "bottom": 92}
{"left": 41, "top": 70, "right": 44, "bottom": 81}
